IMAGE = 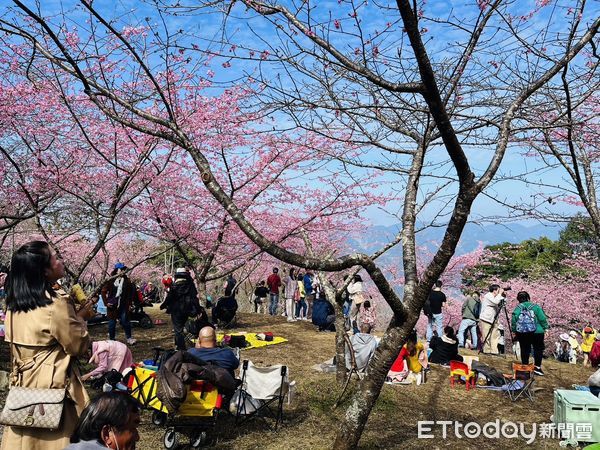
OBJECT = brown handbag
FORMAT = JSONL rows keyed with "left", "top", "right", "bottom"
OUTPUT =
{"left": 0, "top": 316, "right": 67, "bottom": 430}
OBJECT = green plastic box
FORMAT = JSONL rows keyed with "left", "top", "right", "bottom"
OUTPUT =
{"left": 554, "top": 389, "right": 600, "bottom": 443}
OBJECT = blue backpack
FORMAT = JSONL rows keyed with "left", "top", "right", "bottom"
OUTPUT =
{"left": 516, "top": 305, "right": 537, "bottom": 333}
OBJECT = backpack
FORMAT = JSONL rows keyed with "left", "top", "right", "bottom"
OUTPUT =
{"left": 472, "top": 300, "right": 481, "bottom": 319}
{"left": 423, "top": 297, "right": 433, "bottom": 318}
{"left": 590, "top": 342, "right": 600, "bottom": 368}
{"left": 515, "top": 305, "right": 537, "bottom": 333}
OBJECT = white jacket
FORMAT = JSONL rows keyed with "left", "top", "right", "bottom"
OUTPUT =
{"left": 479, "top": 292, "right": 503, "bottom": 324}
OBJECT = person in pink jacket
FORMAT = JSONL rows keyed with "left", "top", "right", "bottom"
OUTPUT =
{"left": 81, "top": 340, "right": 134, "bottom": 381}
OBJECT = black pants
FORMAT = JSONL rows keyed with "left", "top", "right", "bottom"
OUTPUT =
{"left": 172, "top": 314, "right": 188, "bottom": 351}
{"left": 517, "top": 332, "right": 545, "bottom": 367}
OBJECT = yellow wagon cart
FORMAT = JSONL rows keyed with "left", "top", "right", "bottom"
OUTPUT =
{"left": 127, "top": 365, "right": 223, "bottom": 449}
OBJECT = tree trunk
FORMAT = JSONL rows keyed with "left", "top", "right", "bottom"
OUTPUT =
{"left": 196, "top": 278, "right": 208, "bottom": 307}
{"left": 334, "top": 301, "right": 347, "bottom": 383}
{"left": 332, "top": 313, "right": 419, "bottom": 449}
{"left": 318, "top": 275, "right": 348, "bottom": 383}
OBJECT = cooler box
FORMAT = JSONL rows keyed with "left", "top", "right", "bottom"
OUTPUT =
{"left": 554, "top": 389, "right": 600, "bottom": 443}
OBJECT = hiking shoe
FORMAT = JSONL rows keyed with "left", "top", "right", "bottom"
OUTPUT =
{"left": 534, "top": 367, "right": 544, "bottom": 376}
{"left": 126, "top": 338, "right": 137, "bottom": 345}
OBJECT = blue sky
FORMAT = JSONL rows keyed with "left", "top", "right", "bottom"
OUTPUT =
{"left": 5, "top": 0, "right": 597, "bottom": 229}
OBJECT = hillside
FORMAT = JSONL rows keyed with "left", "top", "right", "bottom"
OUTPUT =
{"left": 79, "top": 307, "right": 595, "bottom": 449}
{"left": 348, "top": 222, "right": 561, "bottom": 259}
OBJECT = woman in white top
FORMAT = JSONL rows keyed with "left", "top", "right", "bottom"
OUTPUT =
{"left": 284, "top": 268, "right": 298, "bottom": 322}
{"left": 347, "top": 274, "right": 364, "bottom": 334}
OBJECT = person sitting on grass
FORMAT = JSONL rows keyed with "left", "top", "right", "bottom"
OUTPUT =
{"left": 345, "top": 323, "right": 378, "bottom": 372}
{"left": 555, "top": 333, "right": 576, "bottom": 364}
{"left": 187, "top": 326, "right": 240, "bottom": 377}
{"left": 386, "top": 330, "right": 428, "bottom": 385}
{"left": 312, "top": 291, "right": 336, "bottom": 332}
{"left": 66, "top": 392, "right": 141, "bottom": 450}
{"left": 428, "top": 325, "right": 463, "bottom": 366}
{"left": 212, "top": 286, "right": 238, "bottom": 328}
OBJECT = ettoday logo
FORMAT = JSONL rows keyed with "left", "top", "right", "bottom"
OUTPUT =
{"left": 417, "top": 420, "right": 592, "bottom": 444}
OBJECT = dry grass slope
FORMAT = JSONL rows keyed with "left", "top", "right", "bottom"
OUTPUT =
{"left": 2, "top": 305, "right": 594, "bottom": 449}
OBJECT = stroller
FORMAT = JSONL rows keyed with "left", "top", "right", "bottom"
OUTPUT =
{"left": 127, "top": 348, "right": 227, "bottom": 449}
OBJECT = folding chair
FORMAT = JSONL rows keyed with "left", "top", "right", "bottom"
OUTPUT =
{"left": 235, "top": 360, "right": 288, "bottom": 430}
{"left": 503, "top": 363, "right": 535, "bottom": 401}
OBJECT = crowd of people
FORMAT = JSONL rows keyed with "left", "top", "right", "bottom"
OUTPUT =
{"left": 3, "top": 239, "right": 600, "bottom": 449}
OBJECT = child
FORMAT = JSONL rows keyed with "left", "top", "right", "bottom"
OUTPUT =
{"left": 386, "top": 331, "right": 428, "bottom": 385}
{"left": 359, "top": 300, "right": 376, "bottom": 330}
{"left": 568, "top": 330, "right": 581, "bottom": 364}
{"left": 582, "top": 326, "right": 596, "bottom": 368}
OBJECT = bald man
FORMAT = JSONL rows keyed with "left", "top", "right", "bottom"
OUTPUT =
{"left": 187, "top": 326, "right": 240, "bottom": 376}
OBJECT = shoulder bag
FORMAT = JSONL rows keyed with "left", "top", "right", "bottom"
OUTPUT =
{"left": 0, "top": 315, "right": 67, "bottom": 430}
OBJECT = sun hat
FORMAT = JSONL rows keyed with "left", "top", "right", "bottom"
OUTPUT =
{"left": 569, "top": 331, "right": 578, "bottom": 338}
{"left": 559, "top": 333, "right": 569, "bottom": 342}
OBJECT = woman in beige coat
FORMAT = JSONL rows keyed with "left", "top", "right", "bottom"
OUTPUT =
{"left": 2, "top": 241, "right": 95, "bottom": 450}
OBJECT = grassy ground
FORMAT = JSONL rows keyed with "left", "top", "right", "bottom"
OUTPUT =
{"left": 1, "top": 305, "right": 596, "bottom": 449}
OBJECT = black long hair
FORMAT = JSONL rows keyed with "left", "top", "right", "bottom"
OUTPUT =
{"left": 444, "top": 325, "right": 456, "bottom": 340}
{"left": 70, "top": 392, "right": 141, "bottom": 443}
{"left": 6, "top": 241, "right": 56, "bottom": 313}
{"left": 406, "top": 330, "right": 418, "bottom": 357}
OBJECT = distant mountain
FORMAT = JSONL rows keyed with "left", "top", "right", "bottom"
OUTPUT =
{"left": 347, "top": 222, "right": 561, "bottom": 259}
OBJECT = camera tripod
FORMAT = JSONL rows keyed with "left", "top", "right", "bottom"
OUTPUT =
{"left": 478, "top": 299, "right": 516, "bottom": 358}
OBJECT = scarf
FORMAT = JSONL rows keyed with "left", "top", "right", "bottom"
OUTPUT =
{"left": 114, "top": 276, "right": 124, "bottom": 299}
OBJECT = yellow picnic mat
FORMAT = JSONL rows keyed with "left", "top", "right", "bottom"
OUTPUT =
{"left": 216, "top": 332, "right": 288, "bottom": 350}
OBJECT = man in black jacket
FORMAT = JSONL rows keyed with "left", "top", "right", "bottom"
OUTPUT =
{"left": 161, "top": 268, "right": 201, "bottom": 350}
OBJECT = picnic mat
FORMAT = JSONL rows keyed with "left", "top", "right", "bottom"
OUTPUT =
{"left": 216, "top": 332, "right": 288, "bottom": 350}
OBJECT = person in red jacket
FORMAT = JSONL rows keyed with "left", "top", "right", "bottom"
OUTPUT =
{"left": 266, "top": 267, "right": 282, "bottom": 316}
{"left": 590, "top": 335, "right": 600, "bottom": 368}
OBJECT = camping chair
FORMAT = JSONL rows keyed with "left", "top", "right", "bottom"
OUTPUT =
{"left": 502, "top": 363, "right": 535, "bottom": 401}
{"left": 234, "top": 360, "right": 289, "bottom": 430}
{"left": 449, "top": 360, "right": 476, "bottom": 390}
{"left": 334, "top": 333, "right": 362, "bottom": 408}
